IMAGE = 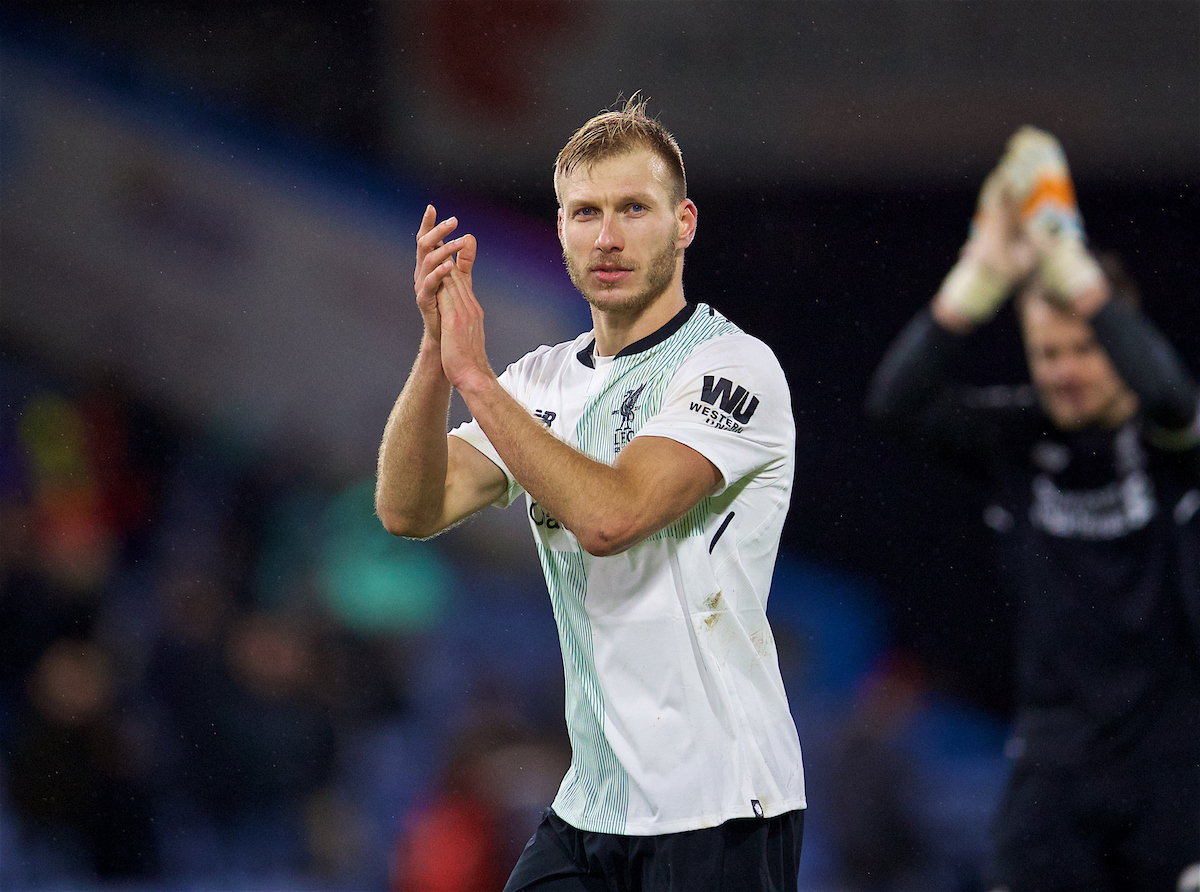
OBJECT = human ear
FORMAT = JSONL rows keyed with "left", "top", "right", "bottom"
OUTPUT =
{"left": 677, "top": 199, "right": 698, "bottom": 248}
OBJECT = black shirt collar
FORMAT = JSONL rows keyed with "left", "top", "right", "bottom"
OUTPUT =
{"left": 576, "top": 302, "right": 698, "bottom": 368}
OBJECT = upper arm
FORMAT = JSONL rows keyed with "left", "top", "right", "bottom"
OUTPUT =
{"left": 634, "top": 333, "right": 794, "bottom": 489}
{"left": 617, "top": 435, "right": 723, "bottom": 522}
{"left": 438, "top": 435, "right": 510, "bottom": 532}
{"left": 578, "top": 333, "right": 794, "bottom": 558}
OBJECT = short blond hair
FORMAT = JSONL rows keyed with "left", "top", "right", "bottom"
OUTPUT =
{"left": 554, "top": 94, "right": 687, "bottom": 207}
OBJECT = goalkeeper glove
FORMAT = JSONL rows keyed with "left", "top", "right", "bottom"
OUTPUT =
{"left": 1000, "top": 126, "right": 1105, "bottom": 303}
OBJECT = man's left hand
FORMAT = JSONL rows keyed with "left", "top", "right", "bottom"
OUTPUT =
{"left": 431, "top": 233, "right": 494, "bottom": 393}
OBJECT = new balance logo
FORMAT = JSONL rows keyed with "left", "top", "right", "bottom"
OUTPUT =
{"left": 690, "top": 376, "right": 759, "bottom": 430}
{"left": 534, "top": 409, "right": 556, "bottom": 428}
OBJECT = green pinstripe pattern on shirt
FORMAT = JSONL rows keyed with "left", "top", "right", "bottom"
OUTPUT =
{"left": 542, "top": 306, "right": 743, "bottom": 832}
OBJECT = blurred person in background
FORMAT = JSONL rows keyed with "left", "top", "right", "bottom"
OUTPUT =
{"left": 0, "top": 381, "right": 156, "bottom": 716}
{"left": 866, "top": 127, "right": 1200, "bottom": 892}
{"left": 0, "top": 371, "right": 167, "bottom": 885}
{"left": 376, "top": 95, "right": 805, "bottom": 891}
{"left": 6, "top": 636, "right": 160, "bottom": 881}
{"left": 148, "top": 601, "right": 338, "bottom": 879}
{"left": 0, "top": 360, "right": 397, "bottom": 888}
{"left": 390, "top": 713, "right": 570, "bottom": 892}
{"left": 825, "top": 653, "right": 932, "bottom": 891}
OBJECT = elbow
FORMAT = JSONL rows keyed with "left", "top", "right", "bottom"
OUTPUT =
{"left": 578, "top": 538, "right": 631, "bottom": 558}
{"left": 578, "top": 535, "right": 629, "bottom": 558}
{"left": 863, "top": 387, "right": 901, "bottom": 430}
{"left": 1142, "top": 389, "right": 1200, "bottom": 433}
{"left": 377, "top": 512, "right": 420, "bottom": 539}
{"left": 374, "top": 478, "right": 449, "bottom": 539}
{"left": 375, "top": 502, "right": 439, "bottom": 540}
{"left": 572, "top": 514, "right": 644, "bottom": 558}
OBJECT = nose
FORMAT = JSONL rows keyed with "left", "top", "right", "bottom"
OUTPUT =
{"left": 596, "top": 213, "right": 624, "bottom": 252}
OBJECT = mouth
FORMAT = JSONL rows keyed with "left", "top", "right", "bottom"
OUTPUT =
{"left": 1051, "top": 384, "right": 1087, "bottom": 405}
{"left": 589, "top": 264, "right": 633, "bottom": 285}
{"left": 1042, "top": 384, "right": 1096, "bottom": 425}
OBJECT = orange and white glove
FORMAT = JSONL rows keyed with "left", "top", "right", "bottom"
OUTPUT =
{"left": 1000, "top": 126, "right": 1105, "bottom": 304}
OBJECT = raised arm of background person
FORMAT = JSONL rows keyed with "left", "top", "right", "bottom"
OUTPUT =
{"left": 431, "top": 248, "right": 721, "bottom": 558}
{"left": 864, "top": 300, "right": 1032, "bottom": 487}
{"left": 991, "top": 124, "right": 1199, "bottom": 438}
{"left": 866, "top": 160, "right": 1031, "bottom": 430}
{"left": 375, "top": 206, "right": 509, "bottom": 539}
{"left": 928, "top": 164, "right": 1035, "bottom": 336}
{"left": 1086, "top": 294, "right": 1200, "bottom": 435}
{"left": 863, "top": 174, "right": 1045, "bottom": 480}
{"left": 864, "top": 305, "right": 967, "bottom": 429}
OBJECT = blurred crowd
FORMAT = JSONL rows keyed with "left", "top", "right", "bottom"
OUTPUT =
{"left": 0, "top": 345, "right": 1008, "bottom": 891}
{"left": 0, "top": 346, "right": 573, "bottom": 890}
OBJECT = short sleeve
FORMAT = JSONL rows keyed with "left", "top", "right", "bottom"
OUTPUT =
{"left": 635, "top": 334, "right": 795, "bottom": 494}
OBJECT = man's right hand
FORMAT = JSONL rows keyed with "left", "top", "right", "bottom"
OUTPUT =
{"left": 933, "top": 169, "right": 1034, "bottom": 332}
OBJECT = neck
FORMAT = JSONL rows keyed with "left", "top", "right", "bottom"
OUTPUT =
{"left": 1100, "top": 389, "right": 1139, "bottom": 429}
{"left": 591, "top": 287, "right": 687, "bottom": 357}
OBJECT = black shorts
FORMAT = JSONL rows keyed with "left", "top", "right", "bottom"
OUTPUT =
{"left": 991, "top": 751, "right": 1200, "bottom": 892}
{"left": 502, "top": 808, "right": 804, "bottom": 892}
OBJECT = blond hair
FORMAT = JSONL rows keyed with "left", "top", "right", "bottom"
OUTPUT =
{"left": 554, "top": 94, "right": 687, "bottom": 206}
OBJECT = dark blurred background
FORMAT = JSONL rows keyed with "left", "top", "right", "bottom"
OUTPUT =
{"left": 1, "top": 2, "right": 1197, "bottom": 890}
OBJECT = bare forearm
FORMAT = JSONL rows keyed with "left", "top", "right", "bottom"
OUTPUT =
{"left": 375, "top": 340, "right": 453, "bottom": 537}
{"left": 459, "top": 372, "right": 604, "bottom": 523}
{"left": 457, "top": 372, "right": 645, "bottom": 554}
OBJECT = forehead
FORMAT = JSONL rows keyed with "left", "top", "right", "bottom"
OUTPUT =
{"left": 1019, "top": 297, "right": 1094, "bottom": 348}
{"left": 557, "top": 148, "right": 673, "bottom": 204}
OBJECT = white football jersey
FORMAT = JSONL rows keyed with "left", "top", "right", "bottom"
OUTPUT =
{"left": 450, "top": 303, "right": 805, "bottom": 835}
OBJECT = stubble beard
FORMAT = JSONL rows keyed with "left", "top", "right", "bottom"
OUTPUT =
{"left": 564, "top": 233, "right": 680, "bottom": 316}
